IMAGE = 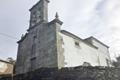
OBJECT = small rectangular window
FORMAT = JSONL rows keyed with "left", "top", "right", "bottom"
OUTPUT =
{"left": 75, "top": 41, "right": 80, "bottom": 47}
{"left": 31, "top": 44, "right": 36, "bottom": 55}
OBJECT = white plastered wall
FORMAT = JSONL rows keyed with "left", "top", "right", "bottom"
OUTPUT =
{"left": 60, "top": 33, "right": 111, "bottom": 67}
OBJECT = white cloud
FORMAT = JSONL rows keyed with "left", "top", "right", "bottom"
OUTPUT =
{"left": 92, "top": 0, "right": 120, "bottom": 59}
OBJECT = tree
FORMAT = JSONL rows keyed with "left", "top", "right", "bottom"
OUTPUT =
{"left": 112, "top": 56, "right": 120, "bottom": 67}
{"left": 6, "top": 57, "right": 15, "bottom": 64}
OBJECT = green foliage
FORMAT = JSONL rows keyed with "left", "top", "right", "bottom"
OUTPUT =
{"left": 112, "top": 56, "right": 120, "bottom": 67}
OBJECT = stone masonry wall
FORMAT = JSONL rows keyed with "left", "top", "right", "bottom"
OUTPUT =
{"left": 14, "top": 66, "right": 120, "bottom": 80}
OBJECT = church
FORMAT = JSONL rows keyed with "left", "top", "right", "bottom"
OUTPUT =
{"left": 15, "top": 0, "right": 111, "bottom": 75}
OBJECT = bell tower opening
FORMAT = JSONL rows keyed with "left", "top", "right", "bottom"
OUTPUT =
{"left": 29, "top": 0, "right": 49, "bottom": 28}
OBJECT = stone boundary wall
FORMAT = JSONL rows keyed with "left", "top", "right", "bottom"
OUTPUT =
{"left": 13, "top": 66, "right": 120, "bottom": 80}
{"left": 0, "top": 75, "right": 12, "bottom": 80}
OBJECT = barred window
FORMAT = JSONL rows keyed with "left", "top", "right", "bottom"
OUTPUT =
{"left": 75, "top": 41, "right": 80, "bottom": 47}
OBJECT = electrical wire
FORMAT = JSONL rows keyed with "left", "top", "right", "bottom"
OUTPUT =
{"left": 0, "top": 32, "right": 18, "bottom": 40}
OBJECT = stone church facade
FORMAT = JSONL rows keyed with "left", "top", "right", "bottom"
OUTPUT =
{"left": 15, "top": 0, "right": 111, "bottom": 75}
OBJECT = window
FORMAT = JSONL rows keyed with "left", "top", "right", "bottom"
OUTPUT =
{"left": 33, "top": 35, "right": 37, "bottom": 39}
{"left": 75, "top": 41, "right": 80, "bottom": 47}
{"left": 31, "top": 44, "right": 36, "bottom": 56}
{"left": 33, "top": 34, "right": 37, "bottom": 42}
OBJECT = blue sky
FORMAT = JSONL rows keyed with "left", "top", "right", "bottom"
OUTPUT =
{"left": 0, "top": 0, "right": 120, "bottom": 60}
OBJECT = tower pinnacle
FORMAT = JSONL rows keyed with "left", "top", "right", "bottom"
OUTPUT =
{"left": 55, "top": 12, "right": 59, "bottom": 19}
{"left": 42, "top": 0, "right": 50, "bottom": 3}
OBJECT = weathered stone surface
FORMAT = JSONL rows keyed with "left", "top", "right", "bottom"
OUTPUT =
{"left": 14, "top": 66, "right": 120, "bottom": 80}
{"left": 15, "top": 0, "right": 64, "bottom": 75}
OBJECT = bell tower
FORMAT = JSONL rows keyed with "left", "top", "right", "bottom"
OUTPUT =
{"left": 29, "top": 0, "right": 49, "bottom": 28}
{"left": 15, "top": 0, "right": 63, "bottom": 75}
